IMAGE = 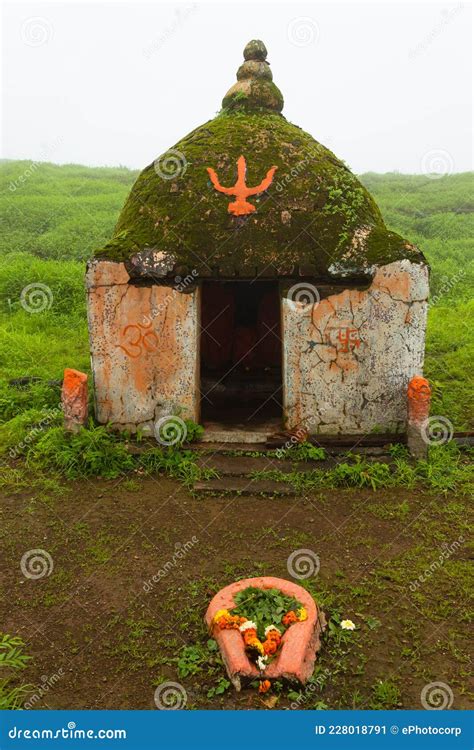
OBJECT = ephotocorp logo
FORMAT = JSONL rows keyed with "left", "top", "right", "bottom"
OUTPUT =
{"left": 20, "top": 283, "right": 53, "bottom": 313}
{"left": 154, "top": 149, "right": 187, "bottom": 180}
{"left": 154, "top": 416, "right": 187, "bottom": 446}
{"left": 286, "top": 282, "right": 320, "bottom": 313}
{"left": 154, "top": 681, "right": 187, "bottom": 710}
{"left": 21, "top": 17, "right": 53, "bottom": 47}
{"left": 287, "top": 548, "right": 320, "bottom": 580}
{"left": 287, "top": 17, "right": 320, "bottom": 47}
{"left": 421, "top": 681, "right": 454, "bottom": 710}
{"left": 421, "top": 416, "right": 454, "bottom": 446}
{"left": 421, "top": 149, "right": 454, "bottom": 179}
{"left": 20, "top": 549, "right": 53, "bottom": 579}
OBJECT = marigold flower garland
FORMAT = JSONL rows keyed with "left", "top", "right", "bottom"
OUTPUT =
{"left": 212, "top": 601, "right": 307, "bottom": 693}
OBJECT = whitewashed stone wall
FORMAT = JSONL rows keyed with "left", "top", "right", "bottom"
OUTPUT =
{"left": 86, "top": 260, "right": 200, "bottom": 433}
{"left": 282, "top": 260, "right": 429, "bottom": 434}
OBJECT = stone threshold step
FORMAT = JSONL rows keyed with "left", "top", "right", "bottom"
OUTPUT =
{"left": 196, "top": 455, "right": 335, "bottom": 476}
{"left": 193, "top": 477, "right": 296, "bottom": 496}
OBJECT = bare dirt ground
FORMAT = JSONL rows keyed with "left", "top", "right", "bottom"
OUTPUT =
{"left": 1, "top": 474, "right": 472, "bottom": 710}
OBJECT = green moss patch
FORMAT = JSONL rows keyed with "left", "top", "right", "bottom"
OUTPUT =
{"left": 95, "top": 111, "right": 425, "bottom": 274}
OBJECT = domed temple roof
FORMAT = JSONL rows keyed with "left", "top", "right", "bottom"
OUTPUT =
{"left": 96, "top": 40, "right": 425, "bottom": 279}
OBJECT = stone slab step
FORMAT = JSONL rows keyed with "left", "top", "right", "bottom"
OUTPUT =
{"left": 196, "top": 455, "right": 332, "bottom": 476}
{"left": 199, "top": 429, "right": 268, "bottom": 444}
{"left": 193, "top": 477, "right": 296, "bottom": 496}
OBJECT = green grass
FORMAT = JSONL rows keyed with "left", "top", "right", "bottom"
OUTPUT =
{"left": 0, "top": 634, "right": 32, "bottom": 710}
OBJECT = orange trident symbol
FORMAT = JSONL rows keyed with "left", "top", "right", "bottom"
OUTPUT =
{"left": 207, "top": 155, "right": 277, "bottom": 216}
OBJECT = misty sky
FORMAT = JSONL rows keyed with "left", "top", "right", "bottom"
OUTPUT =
{"left": 2, "top": 1, "right": 472, "bottom": 174}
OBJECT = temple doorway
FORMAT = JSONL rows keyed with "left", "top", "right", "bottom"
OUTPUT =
{"left": 200, "top": 280, "right": 282, "bottom": 431}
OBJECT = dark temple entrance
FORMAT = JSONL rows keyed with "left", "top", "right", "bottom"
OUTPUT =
{"left": 200, "top": 280, "right": 282, "bottom": 431}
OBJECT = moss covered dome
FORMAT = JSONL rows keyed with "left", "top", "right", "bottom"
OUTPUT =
{"left": 96, "top": 40, "right": 424, "bottom": 278}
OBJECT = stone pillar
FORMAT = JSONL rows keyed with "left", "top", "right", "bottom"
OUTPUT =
{"left": 62, "top": 368, "right": 88, "bottom": 432}
{"left": 407, "top": 375, "right": 431, "bottom": 459}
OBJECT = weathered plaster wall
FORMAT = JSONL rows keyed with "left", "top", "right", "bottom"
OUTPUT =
{"left": 282, "top": 260, "right": 429, "bottom": 434}
{"left": 87, "top": 260, "right": 200, "bottom": 432}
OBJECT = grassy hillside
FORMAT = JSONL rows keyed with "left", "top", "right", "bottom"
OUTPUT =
{"left": 0, "top": 161, "right": 472, "bottom": 428}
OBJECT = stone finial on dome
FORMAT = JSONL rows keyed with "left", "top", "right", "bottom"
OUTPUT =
{"left": 222, "top": 40, "right": 284, "bottom": 113}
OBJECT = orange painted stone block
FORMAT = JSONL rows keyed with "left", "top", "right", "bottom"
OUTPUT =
{"left": 407, "top": 375, "right": 431, "bottom": 424}
{"left": 407, "top": 375, "right": 431, "bottom": 459}
{"left": 62, "top": 368, "right": 88, "bottom": 432}
{"left": 205, "top": 576, "right": 324, "bottom": 690}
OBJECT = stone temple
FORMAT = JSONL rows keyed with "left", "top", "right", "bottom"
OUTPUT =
{"left": 86, "top": 40, "right": 429, "bottom": 440}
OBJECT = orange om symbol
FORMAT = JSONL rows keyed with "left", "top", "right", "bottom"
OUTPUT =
{"left": 116, "top": 321, "right": 158, "bottom": 359}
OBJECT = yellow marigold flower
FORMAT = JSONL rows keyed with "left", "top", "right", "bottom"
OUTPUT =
{"left": 213, "top": 608, "right": 229, "bottom": 623}
{"left": 297, "top": 607, "right": 308, "bottom": 622}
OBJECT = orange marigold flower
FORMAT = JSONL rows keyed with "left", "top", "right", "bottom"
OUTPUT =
{"left": 262, "top": 639, "right": 278, "bottom": 655}
{"left": 259, "top": 679, "right": 271, "bottom": 694}
{"left": 282, "top": 610, "right": 298, "bottom": 626}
